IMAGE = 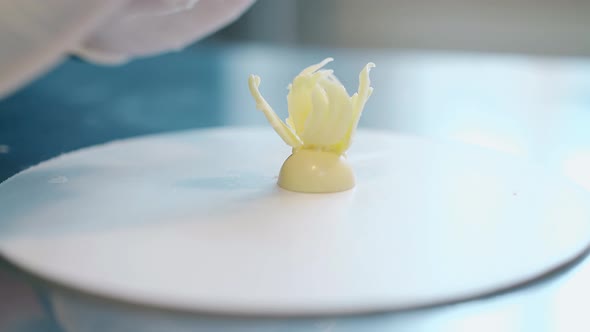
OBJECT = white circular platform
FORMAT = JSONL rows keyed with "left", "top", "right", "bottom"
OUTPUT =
{"left": 1, "top": 127, "right": 589, "bottom": 316}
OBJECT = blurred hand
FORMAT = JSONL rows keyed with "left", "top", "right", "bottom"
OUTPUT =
{"left": 0, "top": 0, "right": 255, "bottom": 98}
{"left": 75, "top": 0, "right": 256, "bottom": 64}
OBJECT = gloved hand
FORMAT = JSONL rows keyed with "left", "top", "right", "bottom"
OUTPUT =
{"left": 0, "top": 0, "right": 255, "bottom": 98}
{"left": 75, "top": 0, "right": 256, "bottom": 64}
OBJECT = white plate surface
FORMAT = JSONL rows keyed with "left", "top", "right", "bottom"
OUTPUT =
{"left": 1, "top": 127, "right": 589, "bottom": 316}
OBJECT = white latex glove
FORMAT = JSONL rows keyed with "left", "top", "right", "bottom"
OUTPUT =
{"left": 75, "top": 0, "right": 256, "bottom": 64}
{"left": 0, "top": 0, "right": 255, "bottom": 98}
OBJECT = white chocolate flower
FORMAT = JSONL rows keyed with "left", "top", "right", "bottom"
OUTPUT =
{"left": 248, "top": 58, "right": 375, "bottom": 154}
